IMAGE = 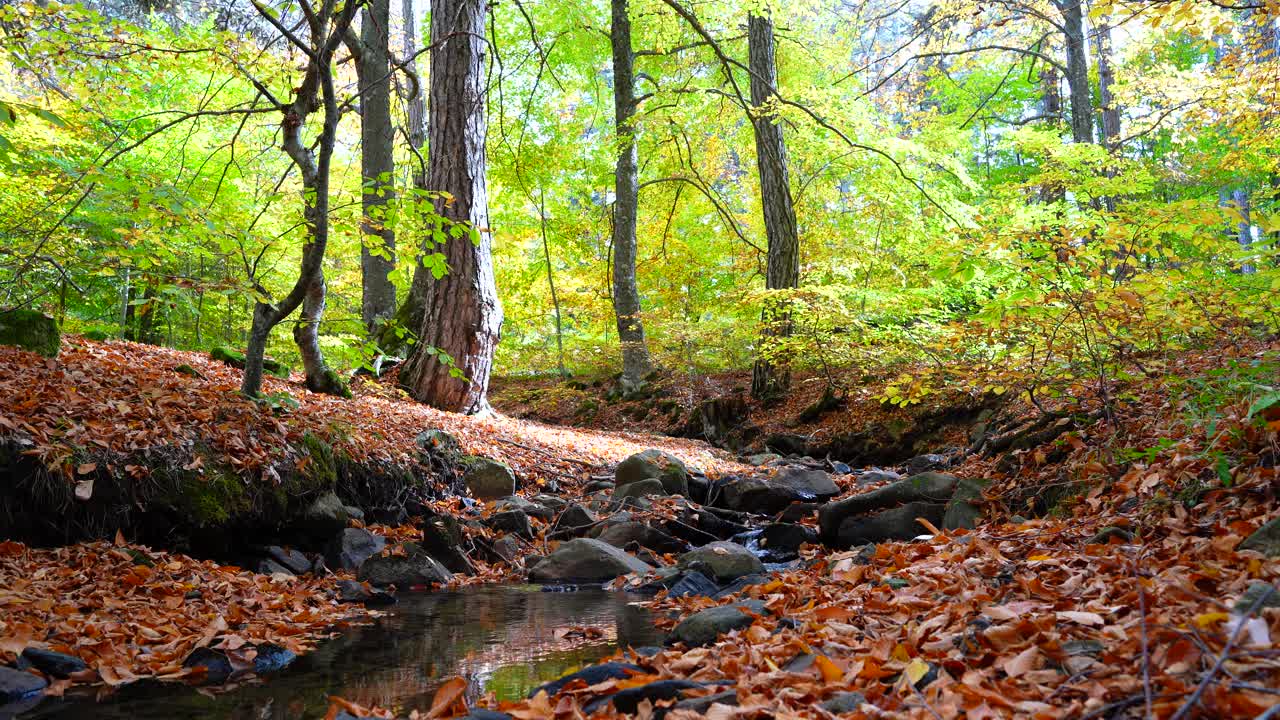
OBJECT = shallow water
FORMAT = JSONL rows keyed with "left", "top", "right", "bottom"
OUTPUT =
{"left": 16, "top": 586, "right": 661, "bottom": 720}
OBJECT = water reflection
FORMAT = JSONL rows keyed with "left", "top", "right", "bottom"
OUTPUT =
{"left": 17, "top": 586, "right": 661, "bottom": 720}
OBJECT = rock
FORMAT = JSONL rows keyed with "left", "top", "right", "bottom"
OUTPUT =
{"left": 759, "top": 523, "right": 817, "bottom": 560}
{"left": 0, "top": 310, "right": 60, "bottom": 358}
{"left": 298, "top": 492, "right": 350, "bottom": 536}
{"left": 1239, "top": 517, "right": 1280, "bottom": 557}
{"left": 183, "top": 647, "right": 232, "bottom": 683}
{"left": 906, "top": 453, "right": 949, "bottom": 475}
{"left": 495, "top": 495, "right": 555, "bottom": 521}
{"left": 616, "top": 449, "right": 689, "bottom": 496}
{"left": 597, "top": 522, "right": 688, "bottom": 555}
{"left": 1234, "top": 581, "right": 1280, "bottom": 614}
{"left": 257, "top": 558, "right": 294, "bottom": 576}
{"left": 556, "top": 504, "right": 597, "bottom": 534}
{"left": 326, "top": 528, "right": 387, "bottom": 571}
{"left": 717, "top": 468, "right": 839, "bottom": 515}
{"left": 0, "top": 666, "right": 46, "bottom": 703}
{"left": 746, "top": 453, "right": 782, "bottom": 466}
{"left": 677, "top": 541, "right": 764, "bottom": 582}
{"left": 824, "top": 501, "right": 945, "bottom": 547}
{"left": 820, "top": 691, "right": 868, "bottom": 714}
{"left": 856, "top": 469, "right": 902, "bottom": 486}
{"left": 251, "top": 643, "right": 296, "bottom": 674}
{"left": 358, "top": 543, "right": 452, "bottom": 588}
{"left": 764, "top": 433, "right": 809, "bottom": 456}
{"left": 416, "top": 429, "right": 463, "bottom": 459}
{"left": 584, "top": 679, "right": 703, "bottom": 714}
{"left": 668, "top": 570, "right": 720, "bottom": 598}
{"left": 490, "top": 536, "right": 521, "bottom": 564}
{"left": 19, "top": 648, "right": 86, "bottom": 678}
{"left": 461, "top": 456, "right": 517, "bottom": 500}
{"left": 530, "top": 662, "right": 644, "bottom": 698}
{"left": 829, "top": 461, "right": 853, "bottom": 475}
{"left": 613, "top": 478, "right": 667, "bottom": 503}
{"left": 418, "top": 514, "right": 476, "bottom": 575}
{"left": 531, "top": 493, "right": 567, "bottom": 510}
{"left": 670, "top": 600, "right": 769, "bottom": 646}
{"left": 488, "top": 509, "right": 533, "bottom": 540}
{"left": 818, "top": 472, "right": 958, "bottom": 545}
{"left": 777, "top": 502, "right": 819, "bottom": 523}
{"left": 1088, "top": 526, "right": 1134, "bottom": 545}
{"left": 713, "top": 574, "right": 770, "bottom": 599}
{"left": 942, "top": 478, "right": 989, "bottom": 531}
{"left": 674, "top": 690, "right": 738, "bottom": 713}
{"left": 336, "top": 579, "right": 372, "bottom": 603}
{"left": 527, "top": 538, "right": 653, "bottom": 584}
{"left": 210, "top": 346, "right": 245, "bottom": 367}
{"left": 266, "top": 546, "right": 313, "bottom": 575}
{"left": 461, "top": 712, "right": 514, "bottom": 720}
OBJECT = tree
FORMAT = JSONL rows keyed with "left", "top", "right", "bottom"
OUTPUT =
{"left": 747, "top": 11, "right": 800, "bottom": 401}
{"left": 609, "top": 0, "right": 653, "bottom": 392}
{"left": 351, "top": 0, "right": 397, "bottom": 334}
{"left": 241, "top": 0, "right": 359, "bottom": 398}
{"left": 398, "top": 0, "right": 503, "bottom": 414}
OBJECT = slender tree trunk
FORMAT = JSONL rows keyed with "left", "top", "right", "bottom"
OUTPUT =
{"left": 1095, "top": 17, "right": 1120, "bottom": 212}
{"left": 399, "top": 0, "right": 503, "bottom": 414}
{"left": 747, "top": 12, "right": 800, "bottom": 402}
{"left": 1038, "top": 66, "right": 1065, "bottom": 203}
{"left": 357, "top": 0, "right": 397, "bottom": 334}
{"left": 242, "top": 0, "right": 357, "bottom": 399}
{"left": 609, "top": 0, "right": 653, "bottom": 391}
{"left": 1057, "top": 0, "right": 1094, "bottom": 144}
{"left": 538, "top": 191, "right": 567, "bottom": 377}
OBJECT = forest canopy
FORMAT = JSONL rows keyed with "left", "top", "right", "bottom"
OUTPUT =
{"left": 0, "top": 0, "right": 1276, "bottom": 411}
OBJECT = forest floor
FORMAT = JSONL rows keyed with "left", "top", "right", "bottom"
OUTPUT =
{"left": 1, "top": 335, "right": 1279, "bottom": 718}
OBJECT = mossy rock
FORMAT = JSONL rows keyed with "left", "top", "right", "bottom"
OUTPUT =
{"left": 174, "top": 364, "right": 205, "bottom": 379}
{"left": 161, "top": 465, "right": 251, "bottom": 527}
{"left": 82, "top": 329, "right": 112, "bottom": 341}
{"left": 210, "top": 346, "right": 247, "bottom": 368}
{"left": 0, "top": 309, "right": 60, "bottom": 358}
{"left": 263, "top": 357, "right": 292, "bottom": 379}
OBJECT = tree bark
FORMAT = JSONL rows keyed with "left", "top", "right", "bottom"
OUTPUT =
{"left": 1095, "top": 19, "right": 1120, "bottom": 151}
{"left": 610, "top": 0, "right": 653, "bottom": 391}
{"left": 747, "top": 12, "right": 800, "bottom": 402}
{"left": 357, "top": 0, "right": 397, "bottom": 334}
{"left": 399, "top": 0, "right": 503, "bottom": 414}
{"left": 1057, "top": 0, "right": 1094, "bottom": 144}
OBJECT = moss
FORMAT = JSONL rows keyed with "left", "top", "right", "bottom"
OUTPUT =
{"left": 164, "top": 465, "right": 250, "bottom": 527}
{"left": 0, "top": 309, "right": 60, "bottom": 357}
{"left": 174, "top": 363, "right": 205, "bottom": 379}
{"left": 299, "top": 433, "right": 338, "bottom": 490}
{"left": 82, "top": 329, "right": 112, "bottom": 341}
{"left": 210, "top": 346, "right": 246, "bottom": 368}
{"left": 262, "top": 357, "right": 292, "bottom": 378}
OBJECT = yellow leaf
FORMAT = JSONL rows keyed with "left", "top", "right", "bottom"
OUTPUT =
{"left": 904, "top": 658, "right": 930, "bottom": 685}
{"left": 1194, "top": 612, "right": 1230, "bottom": 629}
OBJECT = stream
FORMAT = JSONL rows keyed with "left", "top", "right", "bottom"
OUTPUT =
{"left": 14, "top": 586, "right": 662, "bottom": 720}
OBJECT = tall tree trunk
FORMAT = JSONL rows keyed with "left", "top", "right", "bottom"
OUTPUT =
{"left": 399, "top": 0, "right": 503, "bottom": 414}
{"left": 1038, "top": 66, "right": 1064, "bottom": 203}
{"left": 1057, "top": 0, "right": 1094, "bottom": 144}
{"left": 1095, "top": 19, "right": 1120, "bottom": 151}
{"left": 357, "top": 0, "right": 397, "bottom": 334}
{"left": 747, "top": 12, "right": 800, "bottom": 402}
{"left": 609, "top": 0, "right": 653, "bottom": 392}
{"left": 538, "top": 191, "right": 567, "bottom": 378}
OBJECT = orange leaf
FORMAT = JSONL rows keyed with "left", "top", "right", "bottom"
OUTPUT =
{"left": 814, "top": 654, "right": 844, "bottom": 682}
{"left": 427, "top": 676, "right": 469, "bottom": 718}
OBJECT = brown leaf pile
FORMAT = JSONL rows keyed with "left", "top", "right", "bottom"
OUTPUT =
{"left": 0, "top": 536, "right": 365, "bottom": 693}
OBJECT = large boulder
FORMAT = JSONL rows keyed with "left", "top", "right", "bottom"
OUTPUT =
{"left": 0, "top": 309, "right": 59, "bottom": 358}
{"left": 677, "top": 541, "right": 764, "bottom": 581}
{"left": 818, "top": 472, "right": 958, "bottom": 546}
{"left": 357, "top": 543, "right": 453, "bottom": 588}
{"left": 556, "top": 504, "right": 597, "bottom": 535}
{"left": 613, "top": 479, "right": 667, "bottom": 503}
{"left": 717, "top": 468, "right": 839, "bottom": 514}
{"left": 616, "top": 450, "right": 689, "bottom": 496}
{"left": 487, "top": 509, "right": 533, "bottom": 540}
{"left": 669, "top": 600, "right": 769, "bottom": 647}
{"left": 823, "top": 501, "right": 945, "bottom": 548}
{"left": 462, "top": 456, "right": 517, "bottom": 500}
{"left": 1239, "top": 517, "right": 1280, "bottom": 557}
{"left": 527, "top": 538, "right": 653, "bottom": 584}
{"left": 326, "top": 528, "right": 386, "bottom": 571}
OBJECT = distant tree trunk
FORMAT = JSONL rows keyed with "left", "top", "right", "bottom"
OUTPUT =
{"left": 609, "top": 0, "right": 653, "bottom": 392}
{"left": 374, "top": 0, "right": 428, "bottom": 357}
{"left": 747, "top": 12, "right": 800, "bottom": 402}
{"left": 1095, "top": 19, "right": 1120, "bottom": 151}
{"left": 399, "top": 0, "right": 503, "bottom": 414}
{"left": 1232, "top": 188, "right": 1255, "bottom": 274}
{"left": 1038, "top": 66, "right": 1064, "bottom": 203}
{"left": 357, "top": 0, "right": 397, "bottom": 334}
{"left": 242, "top": 0, "right": 357, "bottom": 399}
{"left": 538, "top": 191, "right": 567, "bottom": 378}
{"left": 1057, "top": 0, "right": 1094, "bottom": 144}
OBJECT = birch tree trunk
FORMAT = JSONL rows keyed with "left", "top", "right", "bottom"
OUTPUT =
{"left": 399, "top": 0, "right": 503, "bottom": 414}
{"left": 747, "top": 12, "right": 800, "bottom": 402}
{"left": 358, "top": 0, "right": 397, "bottom": 334}
{"left": 610, "top": 0, "right": 654, "bottom": 392}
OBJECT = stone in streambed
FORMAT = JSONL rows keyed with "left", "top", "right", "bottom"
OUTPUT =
{"left": 942, "top": 477, "right": 990, "bottom": 531}
{"left": 19, "top": 648, "right": 86, "bottom": 678}
{"left": 529, "top": 662, "right": 644, "bottom": 698}
{"left": 326, "top": 528, "right": 386, "bottom": 571}
{"left": 616, "top": 449, "right": 689, "bottom": 496}
{"left": 358, "top": 543, "right": 452, "bottom": 588}
{"left": 613, "top": 479, "right": 667, "bottom": 504}
{"left": 818, "top": 472, "right": 959, "bottom": 547}
{"left": 487, "top": 509, "right": 533, "bottom": 540}
{"left": 677, "top": 541, "right": 763, "bottom": 582}
{"left": 583, "top": 679, "right": 703, "bottom": 714}
{"left": 251, "top": 643, "right": 296, "bottom": 674}
{"left": 717, "top": 468, "right": 839, "bottom": 514}
{"left": 670, "top": 600, "right": 769, "bottom": 647}
{"left": 182, "top": 647, "right": 233, "bottom": 683}
{"left": 527, "top": 538, "right": 653, "bottom": 584}
{"left": 597, "top": 521, "right": 688, "bottom": 555}
{"left": 461, "top": 456, "right": 517, "bottom": 500}
{"left": 266, "top": 546, "right": 313, "bottom": 575}
{"left": 824, "top": 501, "right": 947, "bottom": 547}
{"left": 0, "top": 666, "right": 46, "bottom": 703}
